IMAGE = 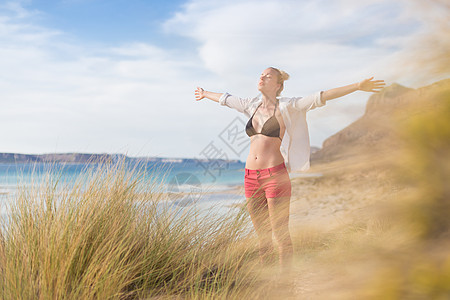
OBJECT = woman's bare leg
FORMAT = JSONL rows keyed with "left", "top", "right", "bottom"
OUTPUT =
{"left": 267, "top": 196, "right": 293, "bottom": 270}
{"left": 246, "top": 195, "right": 274, "bottom": 264}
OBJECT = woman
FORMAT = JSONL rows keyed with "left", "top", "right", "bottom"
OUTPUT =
{"left": 194, "top": 67, "right": 385, "bottom": 270}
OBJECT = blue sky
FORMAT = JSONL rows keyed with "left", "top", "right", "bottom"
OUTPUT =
{"left": 24, "top": 0, "right": 187, "bottom": 45}
{"left": 0, "top": 0, "right": 446, "bottom": 160}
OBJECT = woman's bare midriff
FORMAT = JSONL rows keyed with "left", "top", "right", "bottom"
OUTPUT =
{"left": 245, "top": 135, "right": 285, "bottom": 170}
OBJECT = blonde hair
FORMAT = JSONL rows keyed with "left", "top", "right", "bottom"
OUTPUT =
{"left": 269, "top": 67, "right": 290, "bottom": 96}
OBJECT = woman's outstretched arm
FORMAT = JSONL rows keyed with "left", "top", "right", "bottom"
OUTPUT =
{"left": 196, "top": 88, "right": 251, "bottom": 114}
{"left": 194, "top": 87, "right": 223, "bottom": 102}
{"left": 322, "top": 77, "right": 385, "bottom": 102}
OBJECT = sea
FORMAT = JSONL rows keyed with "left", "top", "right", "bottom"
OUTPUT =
{"left": 0, "top": 160, "right": 248, "bottom": 219}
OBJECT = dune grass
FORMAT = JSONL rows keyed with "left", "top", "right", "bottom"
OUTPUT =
{"left": 0, "top": 161, "right": 266, "bottom": 299}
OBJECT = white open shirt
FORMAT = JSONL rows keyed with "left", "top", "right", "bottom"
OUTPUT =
{"left": 219, "top": 91, "right": 325, "bottom": 174}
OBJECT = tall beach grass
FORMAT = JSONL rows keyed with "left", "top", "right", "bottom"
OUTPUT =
{"left": 0, "top": 160, "right": 265, "bottom": 299}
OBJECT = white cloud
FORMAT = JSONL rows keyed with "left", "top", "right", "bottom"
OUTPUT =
{"left": 164, "top": 0, "right": 423, "bottom": 92}
{"left": 0, "top": 1, "right": 220, "bottom": 158}
{"left": 164, "top": 0, "right": 443, "bottom": 148}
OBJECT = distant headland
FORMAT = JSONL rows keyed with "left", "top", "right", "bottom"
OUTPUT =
{"left": 0, "top": 153, "right": 243, "bottom": 164}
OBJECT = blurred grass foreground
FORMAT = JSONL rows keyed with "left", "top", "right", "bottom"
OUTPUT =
{"left": 355, "top": 79, "right": 450, "bottom": 299}
{"left": 370, "top": 80, "right": 450, "bottom": 299}
{"left": 301, "top": 78, "right": 450, "bottom": 299}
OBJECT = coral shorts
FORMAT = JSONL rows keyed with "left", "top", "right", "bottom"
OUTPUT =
{"left": 244, "top": 162, "right": 292, "bottom": 199}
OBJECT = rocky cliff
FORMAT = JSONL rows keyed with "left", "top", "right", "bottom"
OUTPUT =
{"left": 311, "top": 79, "right": 450, "bottom": 163}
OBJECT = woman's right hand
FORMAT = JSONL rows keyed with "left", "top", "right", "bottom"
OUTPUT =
{"left": 358, "top": 77, "right": 385, "bottom": 93}
{"left": 195, "top": 87, "right": 205, "bottom": 101}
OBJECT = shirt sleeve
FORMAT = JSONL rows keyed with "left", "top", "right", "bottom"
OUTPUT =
{"left": 218, "top": 92, "right": 251, "bottom": 114}
{"left": 291, "top": 91, "right": 326, "bottom": 111}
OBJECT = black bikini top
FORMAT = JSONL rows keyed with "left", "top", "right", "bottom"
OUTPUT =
{"left": 245, "top": 102, "right": 282, "bottom": 140}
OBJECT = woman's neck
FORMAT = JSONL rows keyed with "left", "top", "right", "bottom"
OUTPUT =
{"left": 261, "top": 92, "right": 278, "bottom": 108}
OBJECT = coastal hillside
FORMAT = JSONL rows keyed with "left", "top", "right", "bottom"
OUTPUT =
{"left": 311, "top": 78, "right": 450, "bottom": 163}
{"left": 0, "top": 153, "right": 127, "bottom": 164}
{"left": 0, "top": 153, "right": 241, "bottom": 164}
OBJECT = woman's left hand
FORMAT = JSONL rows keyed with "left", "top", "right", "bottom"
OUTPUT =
{"left": 358, "top": 77, "right": 385, "bottom": 92}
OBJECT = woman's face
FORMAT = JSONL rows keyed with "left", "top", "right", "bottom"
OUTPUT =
{"left": 257, "top": 68, "right": 281, "bottom": 96}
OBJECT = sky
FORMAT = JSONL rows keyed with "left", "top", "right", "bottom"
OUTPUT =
{"left": 0, "top": 0, "right": 447, "bottom": 161}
